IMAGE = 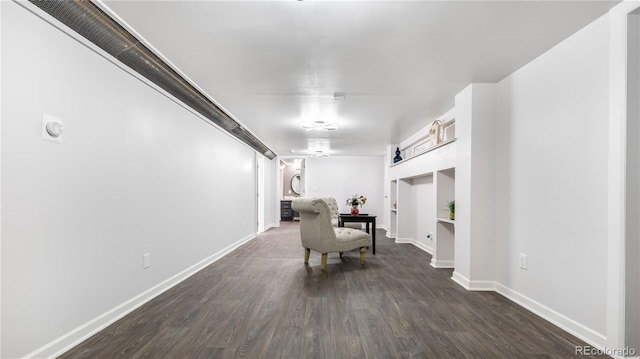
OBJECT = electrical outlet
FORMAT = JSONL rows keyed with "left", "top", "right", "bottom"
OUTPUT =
{"left": 519, "top": 253, "right": 528, "bottom": 270}
{"left": 143, "top": 253, "right": 151, "bottom": 269}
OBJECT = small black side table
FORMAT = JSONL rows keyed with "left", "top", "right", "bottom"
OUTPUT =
{"left": 338, "top": 214, "right": 377, "bottom": 254}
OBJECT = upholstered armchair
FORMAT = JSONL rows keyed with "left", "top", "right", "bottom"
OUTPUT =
{"left": 292, "top": 198, "right": 371, "bottom": 270}
{"left": 323, "top": 197, "right": 361, "bottom": 229}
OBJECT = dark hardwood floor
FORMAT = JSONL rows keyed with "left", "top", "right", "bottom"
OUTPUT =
{"left": 60, "top": 222, "right": 605, "bottom": 358}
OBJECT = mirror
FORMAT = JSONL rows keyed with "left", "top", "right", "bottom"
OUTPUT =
{"left": 291, "top": 174, "right": 301, "bottom": 195}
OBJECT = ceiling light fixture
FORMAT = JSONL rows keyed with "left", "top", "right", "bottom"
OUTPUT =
{"left": 302, "top": 120, "right": 337, "bottom": 131}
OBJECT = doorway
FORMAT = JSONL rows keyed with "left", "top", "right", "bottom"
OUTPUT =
{"left": 280, "top": 158, "right": 305, "bottom": 198}
{"left": 279, "top": 158, "right": 305, "bottom": 222}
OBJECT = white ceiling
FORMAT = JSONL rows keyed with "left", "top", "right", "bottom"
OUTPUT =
{"left": 101, "top": 0, "right": 618, "bottom": 158}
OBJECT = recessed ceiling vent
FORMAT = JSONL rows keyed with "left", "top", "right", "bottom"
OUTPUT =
{"left": 27, "top": 0, "right": 276, "bottom": 160}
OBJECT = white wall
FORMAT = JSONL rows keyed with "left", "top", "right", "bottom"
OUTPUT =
{"left": 494, "top": 13, "right": 609, "bottom": 341}
{"left": 382, "top": 146, "right": 392, "bottom": 232}
{"left": 453, "top": 83, "right": 497, "bottom": 286}
{"left": 636, "top": 9, "right": 640, "bottom": 352}
{"left": 607, "top": 2, "right": 640, "bottom": 350}
{"left": 0, "top": 1, "right": 4, "bottom": 356}
{"left": 1, "top": 2, "right": 260, "bottom": 357}
{"left": 263, "top": 157, "right": 278, "bottom": 230}
{"left": 626, "top": 8, "right": 640, "bottom": 353}
{"left": 412, "top": 176, "right": 436, "bottom": 251}
{"left": 305, "top": 156, "right": 384, "bottom": 220}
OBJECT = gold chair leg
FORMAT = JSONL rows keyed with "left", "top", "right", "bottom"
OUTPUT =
{"left": 360, "top": 247, "right": 366, "bottom": 265}
{"left": 321, "top": 253, "right": 328, "bottom": 270}
{"left": 304, "top": 248, "right": 311, "bottom": 264}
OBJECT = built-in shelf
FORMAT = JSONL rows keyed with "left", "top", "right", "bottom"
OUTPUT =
{"left": 390, "top": 138, "right": 456, "bottom": 167}
{"left": 433, "top": 168, "right": 456, "bottom": 268}
{"left": 387, "top": 119, "right": 456, "bottom": 268}
{"left": 437, "top": 218, "right": 455, "bottom": 225}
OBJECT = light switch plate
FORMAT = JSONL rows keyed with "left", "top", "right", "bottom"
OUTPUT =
{"left": 143, "top": 253, "right": 151, "bottom": 269}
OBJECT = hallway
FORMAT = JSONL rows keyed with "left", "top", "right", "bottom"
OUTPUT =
{"left": 60, "top": 222, "right": 601, "bottom": 358}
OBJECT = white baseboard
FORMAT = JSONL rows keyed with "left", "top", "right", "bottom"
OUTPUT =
{"left": 28, "top": 234, "right": 257, "bottom": 359}
{"left": 466, "top": 280, "right": 496, "bottom": 291}
{"left": 431, "top": 259, "right": 454, "bottom": 268}
{"left": 394, "top": 237, "right": 433, "bottom": 255}
{"left": 494, "top": 282, "right": 607, "bottom": 350}
{"left": 412, "top": 240, "right": 433, "bottom": 255}
{"left": 394, "top": 237, "right": 412, "bottom": 244}
{"left": 450, "top": 272, "right": 494, "bottom": 290}
{"left": 450, "top": 272, "right": 496, "bottom": 291}
{"left": 451, "top": 271, "right": 470, "bottom": 288}
{"left": 385, "top": 231, "right": 396, "bottom": 238}
{"left": 262, "top": 222, "right": 278, "bottom": 232}
{"left": 390, "top": 237, "right": 433, "bottom": 254}
{"left": 450, "top": 274, "right": 607, "bottom": 348}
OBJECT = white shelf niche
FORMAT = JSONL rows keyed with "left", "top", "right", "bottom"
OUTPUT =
{"left": 432, "top": 168, "right": 456, "bottom": 268}
{"left": 389, "top": 179, "right": 398, "bottom": 237}
{"left": 390, "top": 109, "right": 456, "bottom": 166}
{"left": 394, "top": 173, "right": 435, "bottom": 254}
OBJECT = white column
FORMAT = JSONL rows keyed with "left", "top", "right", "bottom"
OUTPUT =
{"left": 452, "top": 83, "right": 497, "bottom": 289}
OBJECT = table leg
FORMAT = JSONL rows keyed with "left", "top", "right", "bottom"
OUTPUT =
{"left": 372, "top": 217, "right": 376, "bottom": 254}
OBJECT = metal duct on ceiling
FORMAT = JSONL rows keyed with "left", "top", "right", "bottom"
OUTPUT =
{"left": 28, "top": 0, "right": 276, "bottom": 160}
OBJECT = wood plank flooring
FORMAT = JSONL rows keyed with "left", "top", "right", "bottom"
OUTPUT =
{"left": 59, "top": 222, "right": 606, "bottom": 358}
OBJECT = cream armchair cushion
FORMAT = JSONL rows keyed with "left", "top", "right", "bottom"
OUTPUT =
{"left": 323, "top": 197, "right": 361, "bottom": 229}
{"left": 292, "top": 198, "right": 371, "bottom": 270}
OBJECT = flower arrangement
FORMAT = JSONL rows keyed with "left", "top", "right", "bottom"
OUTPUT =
{"left": 346, "top": 194, "right": 367, "bottom": 208}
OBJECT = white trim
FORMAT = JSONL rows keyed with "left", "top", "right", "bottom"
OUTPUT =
{"left": 412, "top": 240, "right": 433, "bottom": 255}
{"left": 0, "top": 1, "right": 3, "bottom": 355}
{"left": 264, "top": 222, "right": 278, "bottom": 231}
{"left": 451, "top": 271, "right": 470, "bottom": 289}
{"left": 466, "top": 280, "right": 496, "bottom": 291}
{"left": 256, "top": 155, "right": 265, "bottom": 234}
{"left": 394, "top": 237, "right": 413, "bottom": 244}
{"left": 25, "top": 234, "right": 257, "bottom": 359}
{"left": 494, "top": 283, "right": 607, "bottom": 350}
{"left": 393, "top": 237, "right": 433, "bottom": 255}
{"left": 450, "top": 273, "right": 496, "bottom": 291}
{"left": 430, "top": 259, "right": 454, "bottom": 268}
{"left": 608, "top": 1, "right": 640, "bottom": 351}
{"left": 450, "top": 274, "right": 609, "bottom": 350}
